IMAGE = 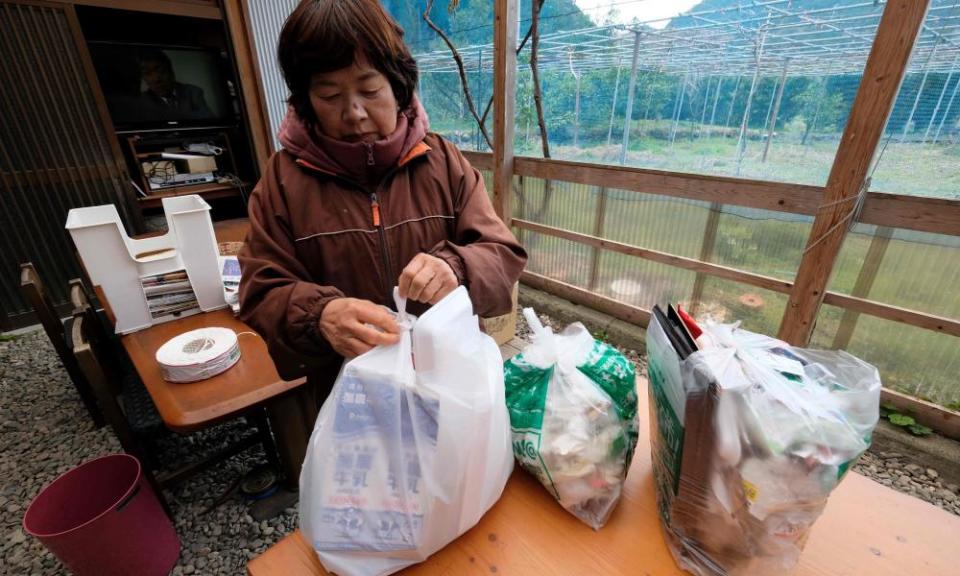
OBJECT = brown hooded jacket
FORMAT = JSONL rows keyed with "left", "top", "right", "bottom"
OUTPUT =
{"left": 238, "top": 99, "right": 526, "bottom": 391}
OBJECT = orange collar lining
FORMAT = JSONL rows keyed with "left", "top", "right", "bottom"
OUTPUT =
{"left": 295, "top": 141, "right": 432, "bottom": 176}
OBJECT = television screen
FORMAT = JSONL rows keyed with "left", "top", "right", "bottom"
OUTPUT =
{"left": 88, "top": 43, "right": 236, "bottom": 131}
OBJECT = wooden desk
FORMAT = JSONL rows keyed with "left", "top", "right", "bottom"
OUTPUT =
{"left": 101, "top": 217, "right": 314, "bottom": 489}
{"left": 248, "top": 377, "right": 960, "bottom": 576}
{"left": 117, "top": 308, "right": 311, "bottom": 489}
{"left": 119, "top": 309, "right": 300, "bottom": 431}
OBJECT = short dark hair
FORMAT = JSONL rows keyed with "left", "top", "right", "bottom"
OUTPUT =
{"left": 278, "top": 0, "right": 419, "bottom": 128}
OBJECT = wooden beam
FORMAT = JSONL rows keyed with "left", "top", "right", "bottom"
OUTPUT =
{"left": 778, "top": 0, "right": 930, "bottom": 346}
{"left": 513, "top": 218, "right": 794, "bottom": 295}
{"left": 822, "top": 291, "right": 960, "bottom": 338}
{"left": 512, "top": 156, "right": 960, "bottom": 238}
{"left": 521, "top": 271, "right": 651, "bottom": 326}
{"left": 860, "top": 191, "right": 960, "bottom": 237}
{"left": 516, "top": 216, "right": 960, "bottom": 339}
{"left": 462, "top": 150, "right": 493, "bottom": 171}
{"left": 515, "top": 156, "right": 824, "bottom": 216}
{"left": 880, "top": 388, "right": 960, "bottom": 442}
{"left": 222, "top": 0, "right": 272, "bottom": 172}
{"left": 59, "top": 0, "right": 221, "bottom": 19}
{"left": 492, "top": 0, "right": 518, "bottom": 224}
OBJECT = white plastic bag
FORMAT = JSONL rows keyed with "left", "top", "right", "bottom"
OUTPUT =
{"left": 503, "top": 309, "right": 638, "bottom": 529}
{"left": 299, "top": 287, "right": 513, "bottom": 576}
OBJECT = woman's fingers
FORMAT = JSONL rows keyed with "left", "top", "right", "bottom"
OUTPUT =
{"left": 407, "top": 266, "right": 436, "bottom": 302}
{"left": 398, "top": 254, "right": 427, "bottom": 299}
{"left": 353, "top": 301, "right": 399, "bottom": 335}
{"left": 320, "top": 297, "right": 400, "bottom": 358}
{"left": 350, "top": 320, "right": 399, "bottom": 347}
{"left": 340, "top": 335, "right": 372, "bottom": 359}
{"left": 399, "top": 254, "right": 458, "bottom": 303}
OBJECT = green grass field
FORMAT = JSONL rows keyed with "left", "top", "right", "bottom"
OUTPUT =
{"left": 443, "top": 117, "right": 960, "bottom": 198}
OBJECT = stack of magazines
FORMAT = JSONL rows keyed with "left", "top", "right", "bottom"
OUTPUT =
{"left": 141, "top": 270, "right": 200, "bottom": 319}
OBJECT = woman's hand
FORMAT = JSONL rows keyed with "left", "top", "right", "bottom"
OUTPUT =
{"left": 319, "top": 298, "right": 400, "bottom": 358}
{"left": 398, "top": 253, "right": 458, "bottom": 305}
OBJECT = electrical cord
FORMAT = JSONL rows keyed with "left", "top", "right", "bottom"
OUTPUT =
{"left": 145, "top": 160, "right": 177, "bottom": 187}
{"left": 219, "top": 172, "right": 249, "bottom": 204}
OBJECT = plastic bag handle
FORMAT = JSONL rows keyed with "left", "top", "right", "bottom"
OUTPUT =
{"left": 522, "top": 307, "right": 546, "bottom": 337}
{"left": 393, "top": 287, "right": 409, "bottom": 324}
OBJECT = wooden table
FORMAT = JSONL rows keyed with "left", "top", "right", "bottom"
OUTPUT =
{"left": 248, "top": 374, "right": 960, "bottom": 576}
{"left": 117, "top": 307, "right": 312, "bottom": 489}
{"left": 104, "top": 215, "right": 315, "bottom": 489}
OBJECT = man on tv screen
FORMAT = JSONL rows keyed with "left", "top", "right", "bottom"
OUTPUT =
{"left": 137, "top": 49, "right": 214, "bottom": 121}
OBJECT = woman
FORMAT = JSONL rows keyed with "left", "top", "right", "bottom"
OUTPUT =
{"left": 238, "top": 0, "right": 526, "bottom": 400}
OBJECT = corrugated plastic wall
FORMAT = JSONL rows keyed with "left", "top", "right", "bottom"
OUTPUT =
{"left": 246, "top": 0, "right": 299, "bottom": 152}
{"left": 0, "top": 2, "right": 135, "bottom": 328}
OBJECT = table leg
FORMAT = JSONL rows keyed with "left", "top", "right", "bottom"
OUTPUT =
{"left": 266, "top": 385, "right": 319, "bottom": 491}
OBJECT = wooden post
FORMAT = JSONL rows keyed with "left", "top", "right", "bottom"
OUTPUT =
{"left": 493, "top": 0, "right": 518, "bottom": 223}
{"left": 588, "top": 187, "right": 608, "bottom": 291}
{"left": 778, "top": 0, "right": 930, "bottom": 346}
{"left": 222, "top": 0, "right": 273, "bottom": 171}
{"left": 475, "top": 47, "right": 483, "bottom": 151}
{"left": 690, "top": 202, "right": 722, "bottom": 316}
{"left": 762, "top": 58, "right": 789, "bottom": 163}
{"left": 832, "top": 226, "right": 894, "bottom": 350}
{"left": 619, "top": 31, "right": 641, "bottom": 166}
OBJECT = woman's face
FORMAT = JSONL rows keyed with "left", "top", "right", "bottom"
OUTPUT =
{"left": 309, "top": 52, "right": 399, "bottom": 143}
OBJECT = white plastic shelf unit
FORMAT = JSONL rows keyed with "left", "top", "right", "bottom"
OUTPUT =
{"left": 66, "top": 195, "right": 227, "bottom": 334}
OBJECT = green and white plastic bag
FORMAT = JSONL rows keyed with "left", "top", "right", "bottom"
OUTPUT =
{"left": 503, "top": 308, "right": 638, "bottom": 529}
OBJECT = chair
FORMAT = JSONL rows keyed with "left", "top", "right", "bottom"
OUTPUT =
{"left": 70, "top": 283, "right": 280, "bottom": 517}
{"left": 19, "top": 262, "right": 104, "bottom": 428}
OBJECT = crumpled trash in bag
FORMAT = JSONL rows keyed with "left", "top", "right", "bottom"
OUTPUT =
{"left": 300, "top": 287, "right": 513, "bottom": 576}
{"left": 504, "top": 308, "right": 638, "bottom": 529}
{"left": 647, "top": 316, "right": 881, "bottom": 576}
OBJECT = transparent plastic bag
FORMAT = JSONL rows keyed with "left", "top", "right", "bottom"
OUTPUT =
{"left": 299, "top": 287, "right": 513, "bottom": 576}
{"left": 504, "top": 308, "right": 638, "bottom": 529}
{"left": 647, "top": 318, "right": 881, "bottom": 576}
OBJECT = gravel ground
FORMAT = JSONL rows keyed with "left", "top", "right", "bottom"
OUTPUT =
{"left": 2, "top": 313, "right": 957, "bottom": 574}
{"left": 851, "top": 450, "right": 960, "bottom": 515}
{"left": 0, "top": 329, "right": 295, "bottom": 575}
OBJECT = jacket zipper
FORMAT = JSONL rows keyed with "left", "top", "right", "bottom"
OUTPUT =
{"left": 298, "top": 147, "right": 430, "bottom": 305}
{"left": 370, "top": 192, "right": 394, "bottom": 301}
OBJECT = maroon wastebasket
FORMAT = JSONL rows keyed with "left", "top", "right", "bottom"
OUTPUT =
{"left": 22, "top": 454, "right": 179, "bottom": 576}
